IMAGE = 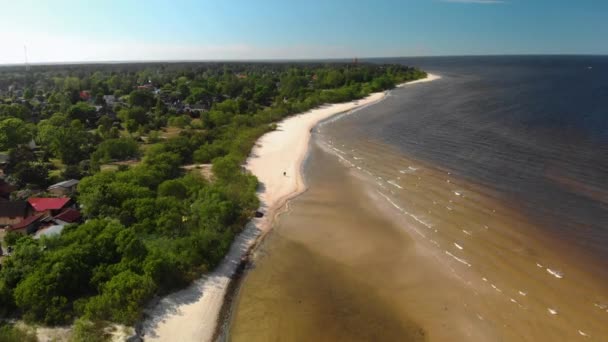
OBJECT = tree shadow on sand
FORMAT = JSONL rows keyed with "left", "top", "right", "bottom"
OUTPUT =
{"left": 141, "top": 217, "right": 264, "bottom": 339}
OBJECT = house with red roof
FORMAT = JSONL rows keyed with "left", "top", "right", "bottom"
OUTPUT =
{"left": 28, "top": 197, "right": 73, "bottom": 217}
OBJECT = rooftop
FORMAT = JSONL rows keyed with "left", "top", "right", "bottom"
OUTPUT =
{"left": 28, "top": 198, "right": 71, "bottom": 212}
{"left": 48, "top": 179, "right": 79, "bottom": 190}
{"left": 54, "top": 208, "right": 81, "bottom": 223}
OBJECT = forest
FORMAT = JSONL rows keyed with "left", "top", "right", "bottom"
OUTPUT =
{"left": 0, "top": 61, "right": 426, "bottom": 332}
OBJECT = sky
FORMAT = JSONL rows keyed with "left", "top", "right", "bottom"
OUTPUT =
{"left": 1, "top": 0, "right": 607, "bottom": 64}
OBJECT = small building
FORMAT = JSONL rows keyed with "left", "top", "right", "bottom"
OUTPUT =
{"left": 27, "top": 197, "right": 72, "bottom": 217}
{"left": 103, "top": 95, "right": 117, "bottom": 107}
{"left": 47, "top": 179, "right": 79, "bottom": 197}
{"left": 53, "top": 208, "right": 81, "bottom": 225}
{"left": 0, "top": 201, "right": 31, "bottom": 227}
{"left": 79, "top": 90, "right": 92, "bottom": 101}
{"left": 8, "top": 213, "right": 43, "bottom": 235}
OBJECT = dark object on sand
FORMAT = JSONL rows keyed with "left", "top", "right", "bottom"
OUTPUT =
{"left": 283, "top": 171, "right": 287, "bottom": 176}
{"left": 254, "top": 211, "right": 264, "bottom": 218}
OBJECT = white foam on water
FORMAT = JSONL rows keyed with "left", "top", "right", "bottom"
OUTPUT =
{"left": 356, "top": 166, "right": 362, "bottom": 170}
{"left": 332, "top": 147, "right": 346, "bottom": 154}
{"left": 446, "top": 206, "right": 453, "bottom": 211}
{"left": 519, "top": 291, "right": 527, "bottom": 296}
{"left": 447, "top": 179, "right": 451, "bottom": 183}
{"left": 445, "top": 251, "right": 472, "bottom": 267}
{"left": 387, "top": 180, "right": 403, "bottom": 189}
{"left": 454, "top": 191, "right": 462, "bottom": 196}
{"left": 376, "top": 191, "right": 428, "bottom": 238}
{"left": 546, "top": 268, "right": 564, "bottom": 279}
{"left": 578, "top": 330, "right": 589, "bottom": 337}
{"left": 536, "top": 263, "right": 544, "bottom": 268}
{"left": 510, "top": 298, "right": 518, "bottom": 304}
{"left": 353, "top": 156, "right": 363, "bottom": 160}
{"left": 409, "top": 166, "right": 418, "bottom": 171}
{"left": 462, "top": 230, "right": 472, "bottom": 236}
{"left": 454, "top": 242, "right": 464, "bottom": 250}
{"left": 490, "top": 284, "right": 502, "bottom": 293}
{"left": 484, "top": 225, "right": 489, "bottom": 229}
{"left": 482, "top": 277, "right": 488, "bottom": 282}
{"left": 476, "top": 314, "right": 484, "bottom": 321}
{"left": 335, "top": 154, "right": 355, "bottom": 167}
{"left": 594, "top": 303, "right": 607, "bottom": 310}
{"left": 547, "top": 308, "right": 558, "bottom": 315}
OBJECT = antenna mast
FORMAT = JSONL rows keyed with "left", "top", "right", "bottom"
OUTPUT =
{"left": 24, "top": 45, "right": 30, "bottom": 71}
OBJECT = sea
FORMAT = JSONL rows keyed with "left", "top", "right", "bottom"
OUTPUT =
{"left": 228, "top": 56, "right": 608, "bottom": 341}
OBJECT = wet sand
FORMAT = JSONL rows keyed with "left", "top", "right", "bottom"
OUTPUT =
{"left": 229, "top": 130, "right": 608, "bottom": 341}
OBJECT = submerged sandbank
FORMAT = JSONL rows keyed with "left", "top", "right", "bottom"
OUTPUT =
{"left": 141, "top": 73, "right": 440, "bottom": 341}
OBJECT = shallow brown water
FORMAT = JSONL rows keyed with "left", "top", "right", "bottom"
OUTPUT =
{"left": 229, "top": 129, "right": 608, "bottom": 341}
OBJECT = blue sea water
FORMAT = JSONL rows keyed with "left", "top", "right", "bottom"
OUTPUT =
{"left": 358, "top": 56, "right": 608, "bottom": 260}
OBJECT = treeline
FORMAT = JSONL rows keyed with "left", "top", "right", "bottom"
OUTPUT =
{"left": 0, "top": 62, "right": 426, "bottom": 327}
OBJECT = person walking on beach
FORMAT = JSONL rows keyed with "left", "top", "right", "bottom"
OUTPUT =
{"left": 283, "top": 171, "right": 287, "bottom": 176}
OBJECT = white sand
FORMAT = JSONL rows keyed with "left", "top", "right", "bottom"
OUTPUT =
{"left": 141, "top": 73, "right": 440, "bottom": 341}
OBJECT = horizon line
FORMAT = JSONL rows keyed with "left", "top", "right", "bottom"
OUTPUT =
{"left": 1, "top": 53, "right": 607, "bottom": 67}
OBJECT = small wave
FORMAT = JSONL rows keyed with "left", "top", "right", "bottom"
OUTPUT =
{"left": 518, "top": 291, "right": 527, "bottom": 296}
{"left": 510, "top": 298, "right": 518, "bottom": 304}
{"left": 387, "top": 180, "right": 403, "bottom": 189}
{"left": 547, "top": 308, "right": 558, "bottom": 315}
{"left": 454, "top": 191, "right": 462, "bottom": 196}
{"left": 536, "top": 263, "right": 543, "bottom": 268}
{"left": 399, "top": 166, "right": 418, "bottom": 174}
{"left": 332, "top": 147, "right": 345, "bottom": 154}
{"left": 445, "top": 251, "right": 472, "bottom": 267}
{"left": 376, "top": 191, "right": 433, "bottom": 231}
{"left": 353, "top": 156, "right": 363, "bottom": 160}
{"left": 462, "top": 230, "right": 472, "bottom": 236}
{"left": 482, "top": 277, "right": 488, "bottom": 282}
{"left": 490, "top": 284, "right": 502, "bottom": 293}
{"left": 454, "top": 242, "right": 464, "bottom": 250}
{"left": 546, "top": 268, "right": 564, "bottom": 279}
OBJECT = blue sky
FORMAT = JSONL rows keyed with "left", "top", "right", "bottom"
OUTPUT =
{"left": 1, "top": 0, "right": 607, "bottom": 63}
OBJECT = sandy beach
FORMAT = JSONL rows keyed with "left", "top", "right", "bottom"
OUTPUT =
{"left": 141, "top": 74, "right": 439, "bottom": 341}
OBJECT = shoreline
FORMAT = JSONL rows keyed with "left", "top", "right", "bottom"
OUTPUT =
{"left": 140, "top": 73, "right": 440, "bottom": 341}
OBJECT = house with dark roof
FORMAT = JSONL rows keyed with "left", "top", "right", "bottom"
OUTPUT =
{"left": 47, "top": 179, "right": 79, "bottom": 196}
{"left": 28, "top": 197, "right": 72, "bottom": 217}
{"left": 53, "top": 208, "right": 81, "bottom": 225}
{"left": 0, "top": 201, "right": 32, "bottom": 227}
{"left": 8, "top": 213, "right": 43, "bottom": 235}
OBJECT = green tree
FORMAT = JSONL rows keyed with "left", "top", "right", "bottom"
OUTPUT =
{"left": 68, "top": 102, "right": 97, "bottom": 124}
{"left": 0, "top": 118, "right": 33, "bottom": 150}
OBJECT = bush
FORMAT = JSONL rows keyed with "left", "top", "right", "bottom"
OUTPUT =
{"left": 0, "top": 323, "right": 38, "bottom": 342}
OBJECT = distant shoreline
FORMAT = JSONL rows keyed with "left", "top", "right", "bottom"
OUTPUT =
{"left": 141, "top": 73, "right": 440, "bottom": 341}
